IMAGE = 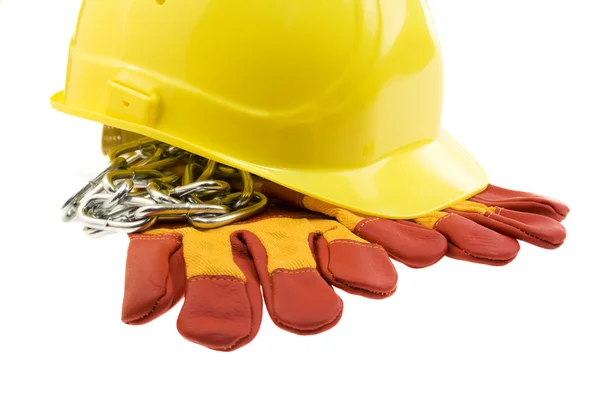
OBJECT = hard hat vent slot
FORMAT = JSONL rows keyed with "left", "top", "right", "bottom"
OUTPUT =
{"left": 155, "top": 0, "right": 166, "bottom": 5}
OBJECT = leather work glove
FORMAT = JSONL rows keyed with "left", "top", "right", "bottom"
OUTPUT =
{"left": 121, "top": 203, "right": 397, "bottom": 352}
{"left": 258, "top": 182, "right": 569, "bottom": 267}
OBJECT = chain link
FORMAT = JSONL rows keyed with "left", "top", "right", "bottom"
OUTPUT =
{"left": 62, "top": 138, "right": 268, "bottom": 235}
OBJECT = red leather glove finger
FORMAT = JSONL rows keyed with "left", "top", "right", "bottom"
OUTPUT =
{"left": 469, "top": 184, "right": 570, "bottom": 222}
{"left": 410, "top": 211, "right": 522, "bottom": 266}
{"left": 445, "top": 203, "right": 566, "bottom": 250}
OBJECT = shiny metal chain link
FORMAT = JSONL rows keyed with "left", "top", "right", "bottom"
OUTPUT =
{"left": 62, "top": 137, "right": 268, "bottom": 235}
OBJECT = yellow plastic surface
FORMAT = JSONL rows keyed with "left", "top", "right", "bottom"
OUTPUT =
{"left": 50, "top": 0, "right": 488, "bottom": 219}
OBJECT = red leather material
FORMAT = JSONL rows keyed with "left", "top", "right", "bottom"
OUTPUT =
{"left": 354, "top": 217, "right": 448, "bottom": 268}
{"left": 314, "top": 236, "right": 398, "bottom": 298}
{"left": 177, "top": 275, "right": 256, "bottom": 351}
{"left": 470, "top": 184, "right": 570, "bottom": 222}
{"left": 434, "top": 214, "right": 520, "bottom": 266}
{"left": 236, "top": 231, "right": 344, "bottom": 335}
{"left": 260, "top": 180, "right": 568, "bottom": 269}
{"left": 174, "top": 232, "right": 264, "bottom": 352}
{"left": 122, "top": 234, "right": 186, "bottom": 324}
{"left": 270, "top": 268, "right": 343, "bottom": 333}
{"left": 449, "top": 208, "right": 567, "bottom": 249}
{"left": 120, "top": 207, "right": 400, "bottom": 351}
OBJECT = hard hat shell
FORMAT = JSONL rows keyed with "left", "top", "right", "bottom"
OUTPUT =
{"left": 50, "top": 0, "right": 488, "bottom": 219}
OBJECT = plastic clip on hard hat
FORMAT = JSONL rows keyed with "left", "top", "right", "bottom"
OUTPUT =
{"left": 50, "top": 0, "right": 488, "bottom": 219}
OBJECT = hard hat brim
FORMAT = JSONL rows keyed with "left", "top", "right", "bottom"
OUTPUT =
{"left": 255, "top": 129, "right": 489, "bottom": 219}
{"left": 51, "top": 91, "right": 488, "bottom": 219}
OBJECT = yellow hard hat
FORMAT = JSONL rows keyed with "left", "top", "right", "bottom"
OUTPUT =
{"left": 50, "top": 0, "right": 488, "bottom": 219}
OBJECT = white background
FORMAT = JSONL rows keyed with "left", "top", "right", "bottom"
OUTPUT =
{"left": 1, "top": 1, "right": 599, "bottom": 399}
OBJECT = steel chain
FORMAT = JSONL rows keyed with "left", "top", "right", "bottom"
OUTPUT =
{"left": 61, "top": 138, "right": 268, "bottom": 235}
